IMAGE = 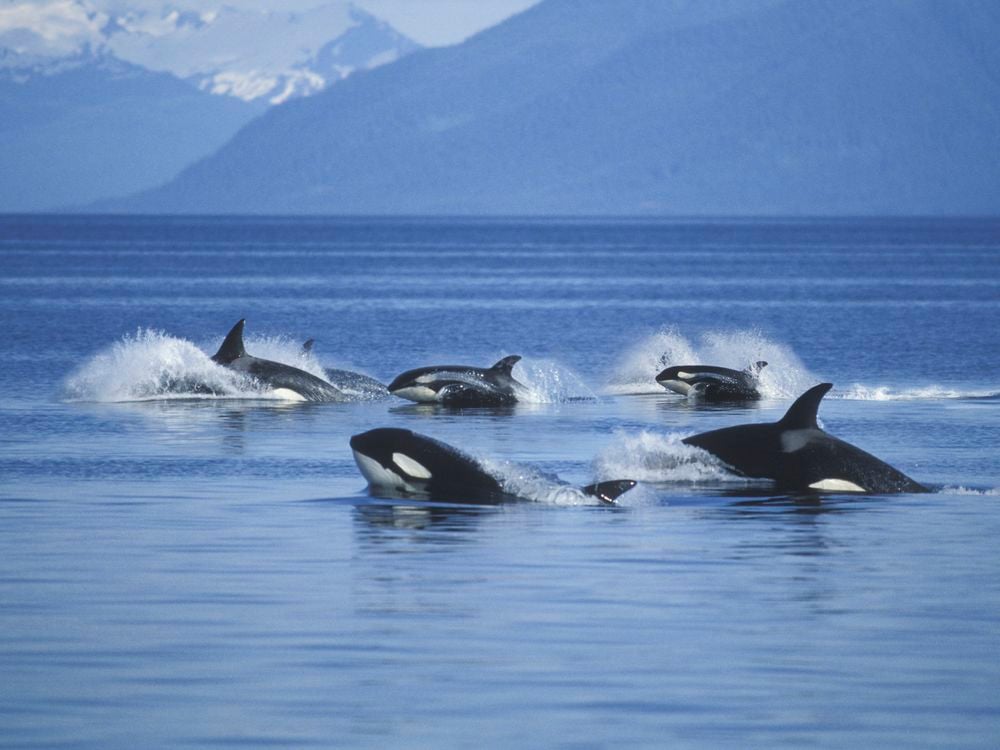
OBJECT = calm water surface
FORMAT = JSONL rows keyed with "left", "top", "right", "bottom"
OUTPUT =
{"left": 1, "top": 216, "right": 999, "bottom": 748}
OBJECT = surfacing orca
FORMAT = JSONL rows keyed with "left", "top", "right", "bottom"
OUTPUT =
{"left": 387, "top": 355, "right": 525, "bottom": 406}
{"left": 683, "top": 382, "right": 927, "bottom": 493}
{"left": 301, "top": 339, "right": 389, "bottom": 400}
{"left": 657, "top": 361, "right": 767, "bottom": 401}
{"left": 350, "top": 427, "right": 636, "bottom": 504}
{"left": 211, "top": 320, "right": 348, "bottom": 402}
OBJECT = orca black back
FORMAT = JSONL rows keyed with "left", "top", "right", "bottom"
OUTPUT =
{"left": 210, "top": 319, "right": 347, "bottom": 402}
{"left": 684, "top": 383, "right": 927, "bottom": 494}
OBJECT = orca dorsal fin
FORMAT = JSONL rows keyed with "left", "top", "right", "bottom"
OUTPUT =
{"left": 302, "top": 338, "right": 315, "bottom": 354}
{"left": 212, "top": 319, "right": 247, "bottom": 364}
{"left": 582, "top": 479, "right": 637, "bottom": 505}
{"left": 490, "top": 355, "right": 522, "bottom": 375}
{"left": 778, "top": 383, "right": 833, "bottom": 429}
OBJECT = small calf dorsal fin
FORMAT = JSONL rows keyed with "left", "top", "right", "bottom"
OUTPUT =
{"left": 302, "top": 338, "right": 315, "bottom": 354}
{"left": 582, "top": 479, "right": 637, "bottom": 504}
{"left": 490, "top": 355, "right": 522, "bottom": 375}
{"left": 212, "top": 319, "right": 247, "bottom": 364}
{"left": 779, "top": 383, "right": 833, "bottom": 429}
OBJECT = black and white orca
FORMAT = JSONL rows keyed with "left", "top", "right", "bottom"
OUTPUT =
{"left": 657, "top": 361, "right": 767, "bottom": 401}
{"left": 683, "top": 382, "right": 928, "bottom": 494}
{"left": 211, "top": 319, "right": 348, "bottom": 402}
{"left": 350, "top": 427, "right": 636, "bottom": 504}
{"left": 387, "top": 355, "right": 526, "bottom": 406}
{"left": 301, "top": 339, "right": 389, "bottom": 400}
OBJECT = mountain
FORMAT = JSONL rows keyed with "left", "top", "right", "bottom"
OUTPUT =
{"left": 0, "top": 1, "right": 421, "bottom": 105}
{"left": 110, "top": 0, "right": 1000, "bottom": 216}
{"left": 0, "top": 49, "right": 261, "bottom": 212}
{"left": 104, "top": 4, "right": 421, "bottom": 105}
{"left": 0, "top": 1, "right": 421, "bottom": 211}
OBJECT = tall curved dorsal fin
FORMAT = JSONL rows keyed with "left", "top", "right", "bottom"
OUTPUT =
{"left": 212, "top": 319, "right": 247, "bottom": 364}
{"left": 490, "top": 355, "right": 522, "bottom": 375}
{"left": 778, "top": 383, "right": 833, "bottom": 429}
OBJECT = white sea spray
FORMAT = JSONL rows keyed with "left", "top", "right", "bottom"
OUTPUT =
{"left": 513, "top": 357, "right": 597, "bottom": 403}
{"left": 594, "top": 429, "right": 750, "bottom": 485}
{"left": 604, "top": 326, "right": 819, "bottom": 397}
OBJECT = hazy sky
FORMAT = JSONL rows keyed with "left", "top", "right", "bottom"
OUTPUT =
{"left": 354, "top": 0, "right": 539, "bottom": 45}
{"left": 0, "top": 0, "right": 541, "bottom": 48}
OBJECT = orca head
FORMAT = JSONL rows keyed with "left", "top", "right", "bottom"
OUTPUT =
{"left": 350, "top": 428, "right": 441, "bottom": 491}
{"left": 212, "top": 319, "right": 248, "bottom": 365}
{"left": 656, "top": 365, "right": 697, "bottom": 395}
{"left": 656, "top": 365, "right": 713, "bottom": 385}
{"left": 386, "top": 369, "right": 443, "bottom": 402}
{"left": 389, "top": 359, "right": 522, "bottom": 403}
{"left": 387, "top": 366, "right": 439, "bottom": 399}
{"left": 747, "top": 360, "right": 768, "bottom": 376}
{"left": 655, "top": 365, "right": 684, "bottom": 384}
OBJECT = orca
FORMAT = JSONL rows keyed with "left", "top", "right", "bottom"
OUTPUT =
{"left": 350, "top": 427, "right": 636, "bottom": 505}
{"left": 301, "top": 339, "right": 389, "bottom": 400}
{"left": 211, "top": 319, "right": 348, "bottom": 402}
{"left": 683, "top": 382, "right": 928, "bottom": 494}
{"left": 657, "top": 361, "right": 767, "bottom": 401}
{"left": 387, "top": 355, "right": 526, "bottom": 406}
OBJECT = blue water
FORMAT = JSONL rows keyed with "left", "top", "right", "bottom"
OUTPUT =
{"left": 1, "top": 215, "right": 999, "bottom": 748}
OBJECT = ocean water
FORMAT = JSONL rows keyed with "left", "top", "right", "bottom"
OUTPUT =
{"left": 1, "top": 215, "right": 998, "bottom": 748}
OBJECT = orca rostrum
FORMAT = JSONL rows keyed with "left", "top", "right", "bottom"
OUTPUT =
{"left": 683, "top": 382, "right": 928, "bottom": 494}
{"left": 350, "top": 427, "right": 636, "bottom": 504}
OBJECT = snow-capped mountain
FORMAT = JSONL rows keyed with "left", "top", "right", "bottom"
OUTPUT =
{"left": 0, "top": 1, "right": 420, "bottom": 104}
{"left": 0, "top": 0, "right": 420, "bottom": 211}
{"left": 108, "top": 0, "right": 1000, "bottom": 216}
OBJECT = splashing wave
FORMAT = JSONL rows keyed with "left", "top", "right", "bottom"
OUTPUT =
{"left": 244, "top": 334, "right": 330, "bottom": 380}
{"left": 514, "top": 358, "right": 597, "bottom": 403}
{"left": 64, "top": 329, "right": 334, "bottom": 403}
{"left": 594, "top": 430, "right": 752, "bottom": 485}
{"left": 604, "top": 327, "right": 820, "bottom": 398}
{"left": 836, "top": 384, "right": 1000, "bottom": 401}
{"left": 938, "top": 486, "right": 1000, "bottom": 496}
{"left": 478, "top": 459, "right": 602, "bottom": 505}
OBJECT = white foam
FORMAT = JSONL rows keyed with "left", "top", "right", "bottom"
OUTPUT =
{"left": 513, "top": 358, "right": 597, "bottom": 403}
{"left": 63, "top": 328, "right": 324, "bottom": 403}
{"left": 477, "top": 459, "right": 602, "bottom": 505}
{"left": 938, "top": 486, "right": 1000, "bottom": 496}
{"left": 604, "top": 327, "right": 819, "bottom": 397}
{"left": 243, "top": 334, "right": 330, "bottom": 380}
{"left": 605, "top": 327, "right": 698, "bottom": 395}
{"left": 837, "top": 384, "right": 1000, "bottom": 401}
{"left": 64, "top": 329, "right": 248, "bottom": 402}
{"left": 594, "top": 430, "right": 748, "bottom": 485}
